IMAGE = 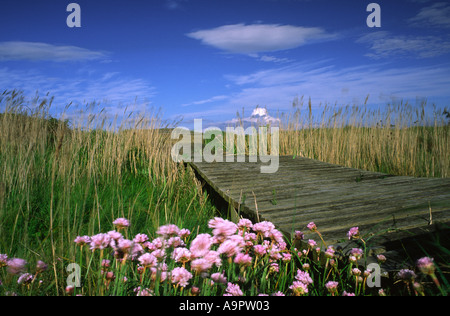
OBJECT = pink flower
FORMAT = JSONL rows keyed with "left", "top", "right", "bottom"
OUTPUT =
{"left": 294, "top": 231, "right": 304, "bottom": 240}
{"left": 234, "top": 253, "right": 252, "bottom": 267}
{"left": 138, "top": 253, "right": 157, "bottom": 267}
{"left": 17, "top": 273, "right": 33, "bottom": 285}
{"left": 74, "top": 236, "right": 91, "bottom": 246}
{"left": 36, "top": 260, "right": 48, "bottom": 273}
{"left": 89, "top": 233, "right": 111, "bottom": 251}
{"left": 417, "top": 257, "right": 435, "bottom": 275}
{"left": 350, "top": 248, "right": 363, "bottom": 260}
{"left": 253, "top": 221, "right": 275, "bottom": 237}
{"left": 171, "top": 267, "right": 193, "bottom": 288}
{"left": 307, "top": 222, "right": 317, "bottom": 232}
{"left": 0, "top": 254, "right": 8, "bottom": 268}
{"left": 209, "top": 217, "right": 237, "bottom": 241}
{"left": 172, "top": 247, "right": 192, "bottom": 263}
{"left": 325, "top": 281, "right": 339, "bottom": 294}
{"left": 211, "top": 272, "right": 227, "bottom": 284}
{"left": 190, "top": 258, "right": 213, "bottom": 273}
{"left": 224, "top": 282, "right": 243, "bottom": 296}
{"left": 217, "top": 239, "right": 242, "bottom": 258}
{"left": 237, "top": 218, "right": 253, "bottom": 231}
{"left": 295, "top": 269, "right": 313, "bottom": 285}
{"left": 325, "top": 247, "right": 335, "bottom": 259}
{"left": 157, "top": 224, "right": 180, "bottom": 238}
{"left": 204, "top": 250, "right": 222, "bottom": 268}
{"left": 7, "top": 258, "right": 27, "bottom": 275}
{"left": 307, "top": 239, "right": 317, "bottom": 248}
{"left": 190, "top": 234, "right": 213, "bottom": 258}
{"left": 290, "top": 281, "right": 308, "bottom": 296}
{"left": 168, "top": 236, "right": 185, "bottom": 248}
{"left": 398, "top": 269, "right": 416, "bottom": 281}
{"left": 133, "top": 234, "right": 149, "bottom": 244}
{"left": 178, "top": 228, "right": 191, "bottom": 239}
{"left": 253, "top": 244, "right": 267, "bottom": 256}
{"left": 347, "top": 227, "right": 359, "bottom": 240}
{"left": 113, "top": 218, "right": 129, "bottom": 229}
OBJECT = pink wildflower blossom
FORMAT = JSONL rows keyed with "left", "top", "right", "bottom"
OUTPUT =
{"left": 190, "top": 258, "right": 213, "bottom": 273}
{"left": 211, "top": 272, "right": 227, "bottom": 284}
{"left": 171, "top": 267, "right": 193, "bottom": 288}
{"left": 417, "top": 257, "right": 435, "bottom": 275}
{"left": 172, "top": 247, "right": 192, "bottom": 264}
{"left": 178, "top": 228, "right": 191, "bottom": 239}
{"left": 290, "top": 281, "right": 309, "bottom": 296}
{"left": 347, "top": 227, "right": 359, "bottom": 240}
{"left": 325, "top": 281, "right": 339, "bottom": 294}
{"left": 294, "top": 231, "right": 304, "bottom": 240}
{"left": 190, "top": 234, "right": 213, "bottom": 258}
{"left": 398, "top": 269, "right": 416, "bottom": 281}
{"left": 209, "top": 217, "right": 237, "bottom": 241}
{"left": 138, "top": 253, "right": 157, "bottom": 267}
{"left": 112, "top": 218, "right": 129, "bottom": 229}
{"left": 133, "top": 234, "right": 149, "bottom": 244}
{"left": 217, "top": 239, "right": 242, "bottom": 258}
{"left": 234, "top": 253, "right": 252, "bottom": 267}
{"left": 224, "top": 282, "right": 243, "bottom": 296}
{"left": 7, "top": 258, "right": 27, "bottom": 275}
{"left": 36, "top": 260, "right": 48, "bottom": 273}
{"left": 237, "top": 218, "right": 253, "bottom": 231}
{"left": 74, "top": 236, "right": 91, "bottom": 246}
{"left": 157, "top": 224, "right": 180, "bottom": 238}
{"left": 17, "top": 273, "right": 34, "bottom": 285}
{"left": 295, "top": 269, "right": 313, "bottom": 285}
{"left": 307, "top": 222, "right": 317, "bottom": 232}
{"left": 0, "top": 254, "right": 8, "bottom": 268}
{"left": 90, "top": 233, "right": 111, "bottom": 251}
{"left": 253, "top": 221, "right": 275, "bottom": 237}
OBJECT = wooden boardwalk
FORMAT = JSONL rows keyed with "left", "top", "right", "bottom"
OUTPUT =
{"left": 188, "top": 156, "right": 450, "bottom": 251}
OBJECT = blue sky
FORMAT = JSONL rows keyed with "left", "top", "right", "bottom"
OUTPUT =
{"left": 1, "top": 0, "right": 450, "bottom": 128}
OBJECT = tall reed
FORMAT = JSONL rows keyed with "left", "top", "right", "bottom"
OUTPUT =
{"left": 278, "top": 96, "right": 449, "bottom": 178}
{"left": 0, "top": 90, "right": 216, "bottom": 294}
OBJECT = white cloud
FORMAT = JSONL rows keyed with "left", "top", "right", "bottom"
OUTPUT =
{"left": 181, "top": 95, "right": 228, "bottom": 107}
{"left": 409, "top": 2, "right": 450, "bottom": 28}
{"left": 187, "top": 23, "right": 336, "bottom": 54}
{"left": 0, "top": 41, "right": 107, "bottom": 62}
{"left": 357, "top": 31, "right": 450, "bottom": 59}
{"left": 227, "top": 106, "right": 280, "bottom": 126}
{"left": 222, "top": 61, "right": 450, "bottom": 111}
{"left": 0, "top": 67, "right": 156, "bottom": 118}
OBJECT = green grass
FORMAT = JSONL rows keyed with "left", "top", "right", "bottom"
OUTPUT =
{"left": 0, "top": 90, "right": 449, "bottom": 296}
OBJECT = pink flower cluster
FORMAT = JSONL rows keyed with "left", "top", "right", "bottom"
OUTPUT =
{"left": 72, "top": 216, "right": 293, "bottom": 295}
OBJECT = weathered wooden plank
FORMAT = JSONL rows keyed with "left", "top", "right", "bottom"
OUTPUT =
{"left": 187, "top": 155, "right": 450, "bottom": 249}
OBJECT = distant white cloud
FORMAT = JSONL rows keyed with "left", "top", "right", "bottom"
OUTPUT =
{"left": 187, "top": 23, "right": 336, "bottom": 54}
{"left": 164, "top": 0, "right": 188, "bottom": 10}
{"left": 0, "top": 41, "right": 107, "bottom": 62}
{"left": 409, "top": 2, "right": 450, "bottom": 28}
{"left": 357, "top": 31, "right": 450, "bottom": 59}
{"left": 181, "top": 95, "right": 228, "bottom": 107}
{"left": 227, "top": 107, "right": 280, "bottom": 127}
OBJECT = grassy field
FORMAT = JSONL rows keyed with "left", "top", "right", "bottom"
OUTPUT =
{"left": 0, "top": 90, "right": 449, "bottom": 296}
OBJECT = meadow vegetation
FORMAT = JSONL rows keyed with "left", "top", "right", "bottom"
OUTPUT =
{"left": 0, "top": 90, "right": 448, "bottom": 296}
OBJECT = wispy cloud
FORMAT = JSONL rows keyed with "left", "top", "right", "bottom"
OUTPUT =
{"left": 408, "top": 2, "right": 450, "bottom": 28}
{"left": 223, "top": 61, "right": 450, "bottom": 110}
{"left": 181, "top": 95, "right": 228, "bottom": 107}
{"left": 357, "top": 31, "right": 450, "bottom": 59}
{"left": 187, "top": 23, "right": 337, "bottom": 54}
{"left": 0, "top": 67, "right": 156, "bottom": 118}
{"left": 0, "top": 41, "right": 108, "bottom": 62}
